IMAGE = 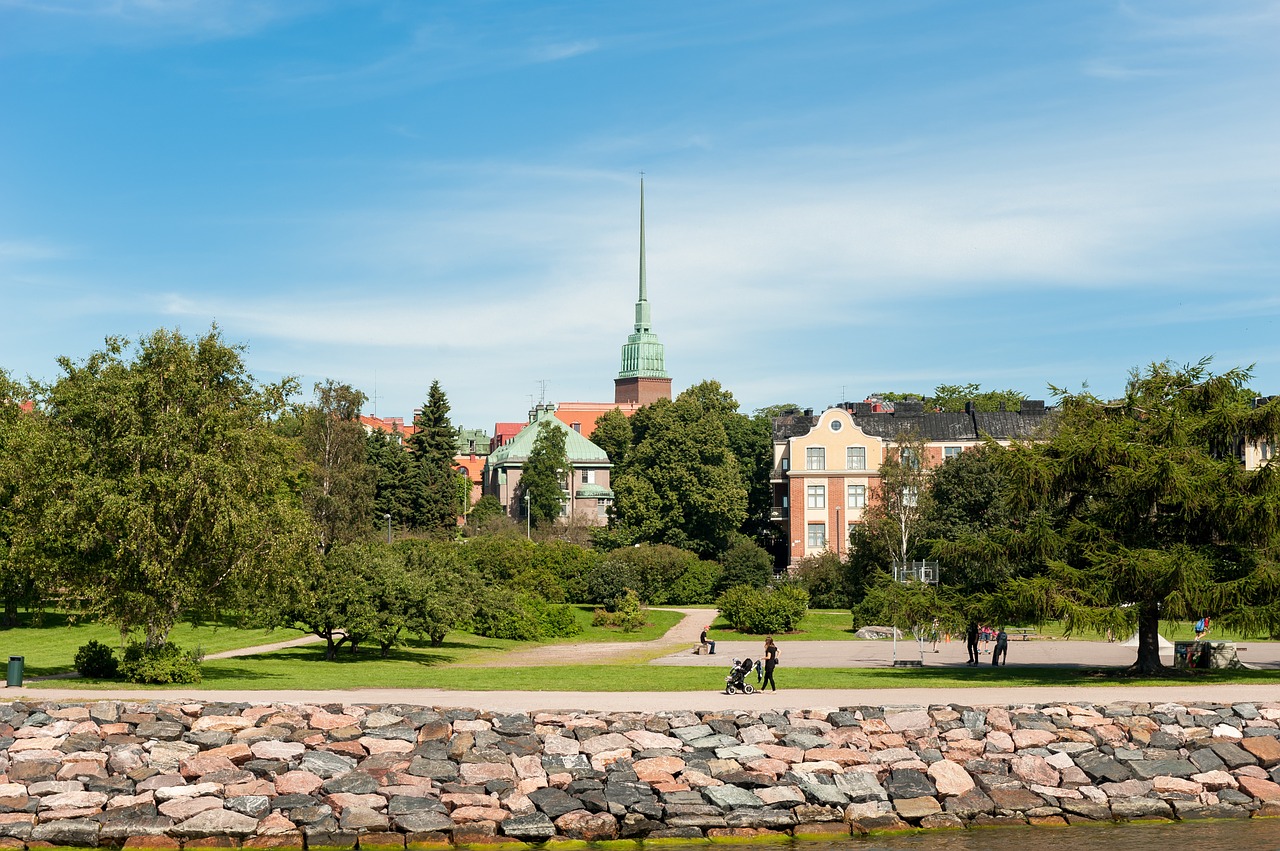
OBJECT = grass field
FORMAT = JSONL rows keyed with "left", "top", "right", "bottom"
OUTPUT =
{"left": 2, "top": 612, "right": 287, "bottom": 677}
{"left": 39, "top": 640, "right": 1278, "bottom": 691}
{"left": 5, "top": 606, "right": 684, "bottom": 678}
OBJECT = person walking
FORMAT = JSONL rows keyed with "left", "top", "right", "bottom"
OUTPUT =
{"left": 700, "top": 626, "right": 716, "bottom": 655}
{"left": 965, "top": 621, "right": 979, "bottom": 666}
{"left": 930, "top": 617, "right": 941, "bottom": 653}
{"left": 991, "top": 627, "right": 1008, "bottom": 666}
{"left": 761, "top": 636, "right": 779, "bottom": 691}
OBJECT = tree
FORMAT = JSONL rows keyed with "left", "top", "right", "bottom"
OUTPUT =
{"left": 0, "top": 371, "right": 45, "bottom": 626}
{"left": 592, "top": 408, "right": 632, "bottom": 466}
{"left": 300, "top": 381, "right": 374, "bottom": 554}
{"left": 936, "top": 359, "right": 1280, "bottom": 673}
{"left": 520, "top": 420, "right": 570, "bottom": 529}
{"left": 718, "top": 535, "right": 774, "bottom": 591}
{"left": 407, "top": 380, "right": 459, "bottom": 535}
{"left": 38, "top": 328, "right": 316, "bottom": 647}
{"left": 865, "top": 429, "right": 936, "bottom": 568}
{"left": 929, "top": 383, "right": 1026, "bottom": 413}
{"left": 366, "top": 427, "right": 421, "bottom": 534}
{"left": 609, "top": 384, "right": 749, "bottom": 557}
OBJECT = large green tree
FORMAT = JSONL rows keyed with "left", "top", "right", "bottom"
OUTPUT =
{"left": 301, "top": 381, "right": 375, "bottom": 554}
{"left": 592, "top": 408, "right": 633, "bottom": 466}
{"left": 937, "top": 359, "right": 1280, "bottom": 673}
{"left": 609, "top": 383, "right": 748, "bottom": 557}
{"left": 408, "top": 380, "right": 459, "bottom": 534}
{"left": 520, "top": 420, "right": 570, "bottom": 529}
{"left": 0, "top": 371, "right": 45, "bottom": 626}
{"left": 38, "top": 328, "right": 316, "bottom": 647}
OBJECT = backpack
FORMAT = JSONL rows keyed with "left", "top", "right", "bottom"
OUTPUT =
{"left": 1195, "top": 618, "right": 1206, "bottom": 632}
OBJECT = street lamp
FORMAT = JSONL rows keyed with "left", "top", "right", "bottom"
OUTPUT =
{"left": 523, "top": 492, "right": 530, "bottom": 540}
{"left": 384, "top": 513, "right": 392, "bottom": 545}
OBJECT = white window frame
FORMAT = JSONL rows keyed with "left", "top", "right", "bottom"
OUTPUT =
{"left": 944, "top": 446, "right": 963, "bottom": 460}
{"left": 807, "top": 523, "right": 826, "bottom": 549}
{"left": 806, "top": 446, "right": 826, "bottom": 470}
{"left": 847, "top": 484, "right": 866, "bottom": 509}
{"left": 806, "top": 484, "right": 826, "bottom": 509}
{"left": 846, "top": 446, "right": 866, "bottom": 471}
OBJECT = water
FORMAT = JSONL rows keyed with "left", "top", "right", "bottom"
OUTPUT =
{"left": 702, "top": 819, "right": 1280, "bottom": 851}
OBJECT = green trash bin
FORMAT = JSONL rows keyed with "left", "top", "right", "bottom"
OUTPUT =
{"left": 6, "top": 656, "right": 22, "bottom": 687}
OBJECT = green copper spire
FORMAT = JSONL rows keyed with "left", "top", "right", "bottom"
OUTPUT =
{"left": 618, "top": 176, "right": 668, "bottom": 379}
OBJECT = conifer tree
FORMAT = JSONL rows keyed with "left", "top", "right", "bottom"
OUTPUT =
{"left": 408, "top": 380, "right": 460, "bottom": 535}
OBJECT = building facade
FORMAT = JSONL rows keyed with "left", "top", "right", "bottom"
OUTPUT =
{"left": 771, "top": 399, "right": 1053, "bottom": 565}
{"left": 482, "top": 405, "right": 615, "bottom": 525}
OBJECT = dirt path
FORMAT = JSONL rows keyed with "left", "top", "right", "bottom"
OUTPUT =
{"left": 203, "top": 634, "right": 326, "bottom": 660}
{"left": 458, "top": 608, "right": 710, "bottom": 667}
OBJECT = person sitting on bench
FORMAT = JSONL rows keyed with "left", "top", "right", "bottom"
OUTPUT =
{"left": 700, "top": 626, "right": 716, "bottom": 655}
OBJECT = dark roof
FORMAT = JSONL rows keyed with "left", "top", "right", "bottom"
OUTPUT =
{"left": 772, "top": 402, "right": 1054, "bottom": 442}
{"left": 772, "top": 414, "right": 819, "bottom": 439}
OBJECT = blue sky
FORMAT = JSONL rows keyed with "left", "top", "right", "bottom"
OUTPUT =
{"left": 2, "top": 1, "right": 1277, "bottom": 432}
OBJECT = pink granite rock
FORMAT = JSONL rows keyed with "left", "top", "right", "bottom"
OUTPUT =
{"left": 273, "top": 771, "right": 323, "bottom": 795}
{"left": 927, "top": 759, "right": 974, "bottom": 796}
{"left": 1237, "top": 775, "right": 1280, "bottom": 801}
{"left": 1011, "top": 754, "right": 1060, "bottom": 787}
{"left": 457, "top": 762, "right": 515, "bottom": 785}
{"left": 450, "top": 806, "right": 508, "bottom": 823}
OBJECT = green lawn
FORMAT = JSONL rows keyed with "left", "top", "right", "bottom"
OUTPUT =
{"left": 1, "top": 612, "right": 289, "bottom": 677}
{"left": 6, "top": 606, "right": 684, "bottom": 679}
{"left": 36, "top": 639, "right": 1279, "bottom": 691}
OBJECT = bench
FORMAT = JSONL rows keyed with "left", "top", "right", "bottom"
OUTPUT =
{"left": 693, "top": 644, "right": 710, "bottom": 655}
{"left": 1012, "top": 628, "right": 1035, "bottom": 640}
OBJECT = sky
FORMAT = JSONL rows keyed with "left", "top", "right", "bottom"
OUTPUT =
{"left": 2, "top": 1, "right": 1278, "bottom": 432}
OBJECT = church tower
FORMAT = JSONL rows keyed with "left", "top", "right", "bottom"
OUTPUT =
{"left": 614, "top": 178, "right": 673, "bottom": 405}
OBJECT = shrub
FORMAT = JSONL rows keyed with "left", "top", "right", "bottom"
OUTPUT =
{"left": 74, "top": 640, "right": 118, "bottom": 679}
{"left": 793, "top": 552, "right": 854, "bottom": 609}
{"left": 667, "top": 558, "right": 722, "bottom": 604}
{"left": 717, "top": 584, "right": 809, "bottom": 634}
{"left": 718, "top": 536, "right": 774, "bottom": 591}
{"left": 470, "top": 592, "right": 584, "bottom": 640}
{"left": 591, "top": 589, "right": 648, "bottom": 632}
{"left": 118, "top": 642, "right": 201, "bottom": 684}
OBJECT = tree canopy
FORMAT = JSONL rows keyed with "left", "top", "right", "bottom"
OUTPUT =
{"left": 609, "top": 382, "right": 748, "bottom": 557}
{"left": 301, "top": 380, "right": 374, "bottom": 553}
{"left": 936, "top": 359, "right": 1280, "bottom": 673}
{"left": 36, "top": 328, "right": 316, "bottom": 647}
{"left": 521, "top": 419, "right": 570, "bottom": 529}
{"left": 408, "top": 379, "right": 459, "bottom": 534}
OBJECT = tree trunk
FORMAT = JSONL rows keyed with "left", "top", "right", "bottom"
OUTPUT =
{"left": 1133, "top": 601, "right": 1165, "bottom": 674}
{"left": 325, "top": 633, "right": 337, "bottom": 661}
{"left": 2, "top": 600, "right": 16, "bottom": 628}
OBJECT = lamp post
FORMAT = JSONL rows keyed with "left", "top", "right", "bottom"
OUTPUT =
{"left": 523, "top": 492, "right": 530, "bottom": 540}
{"left": 384, "top": 513, "right": 392, "bottom": 545}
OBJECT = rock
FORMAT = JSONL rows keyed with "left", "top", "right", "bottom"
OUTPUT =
{"left": 31, "top": 817, "right": 100, "bottom": 846}
{"left": 1110, "top": 797, "right": 1173, "bottom": 820}
{"left": 393, "top": 811, "right": 455, "bottom": 834}
{"left": 883, "top": 769, "right": 935, "bottom": 799}
{"left": 1238, "top": 775, "right": 1280, "bottom": 801}
{"left": 554, "top": 810, "right": 618, "bottom": 841}
{"left": 1242, "top": 735, "right": 1280, "bottom": 768}
{"left": 702, "top": 785, "right": 763, "bottom": 810}
{"left": 927, "top": 759, "right": 975, "bottom": 796}
{"left": 500, "top": 812, "right": 555, "bottom": 840}
{"left": 526, "top": 787, "right": 585, "bottom": 818}
{"left": 299, "top": 751, "right": 356, "bottom": 779}
{"left": 893, "top": 796, "right": 941, "bottom": 820}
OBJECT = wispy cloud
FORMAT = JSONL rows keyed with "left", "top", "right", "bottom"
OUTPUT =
{"left": 529, "top": 39, "right": 599, "bottom": 63}
{"left": 0, "top": 0, "right": 313, "bottom": 48}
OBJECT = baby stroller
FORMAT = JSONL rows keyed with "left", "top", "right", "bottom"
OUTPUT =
{"left": 724, "top": 658, "right": 756, "bottom": 695}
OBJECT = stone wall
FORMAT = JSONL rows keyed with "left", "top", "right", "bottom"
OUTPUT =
{"left": 2, "top": 699, "right": 1280, "bottom": 848}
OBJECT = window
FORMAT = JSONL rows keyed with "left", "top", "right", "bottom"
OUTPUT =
{"left": 903, "top": 486, "right": 920, "bottom": 508}
{"left": 806, "top": 484, "right": 826, "bottom": 509}
{"left": 901, "top": 447, "right": 920, "bottom": 470}
{"left": 1263, "top": 441, "right": 1273, "bottom": 460}
{"left": 847, "top": 484, "right": 866, "bottom": 509}
{"left": 581, "top": 470, "right": 590, "bottom": 484}
{"left": 807, "top": 523, "right": 826, "bottom": 549}
{"left": 805, "top": 446, "right": 826, "bottom": 470}
{"left": 846, "top": 446, "right": 866, "bottom": 470}
{"left": 781, "top": 457, "right": 790, "bottom": 471}
{"left": 944, "top": 446, "right": 963, "bottom": 459}
{"left": 571, "top": 422, "right": 581, "bottom": 433}
{"left": 830, "top": 419, "right": 842, "bottom": 432}
{"left": 598, "top": 499, "right": 612, "bottom": 518}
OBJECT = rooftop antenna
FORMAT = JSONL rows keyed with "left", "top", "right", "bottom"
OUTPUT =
{"left": 537, "top": 380, "right": 548, "bottom": 406}
{"left": 371, "top": 370, "right": 381, "bottom": 417}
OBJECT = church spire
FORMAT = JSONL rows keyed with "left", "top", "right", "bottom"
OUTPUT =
{"left": 616, "top": 175, "right": 668, "bottom": 392}
{"left": 635, "top": 177, "right": 651, "bottom": 333}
